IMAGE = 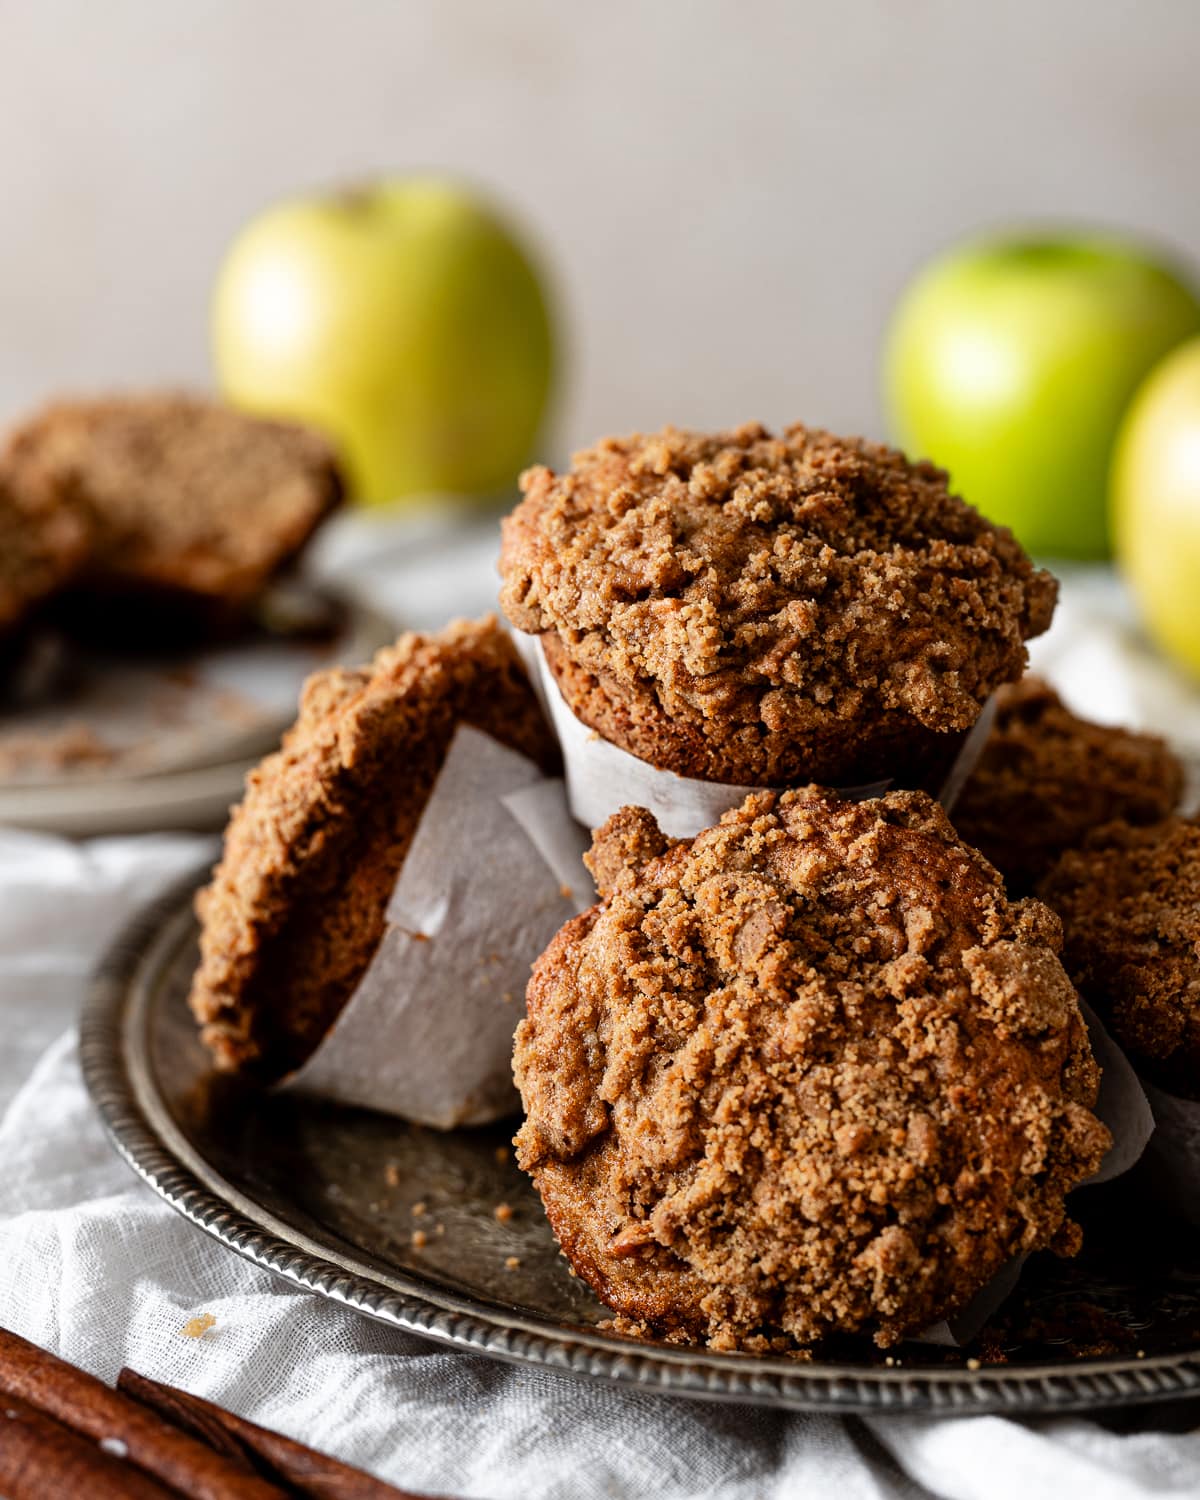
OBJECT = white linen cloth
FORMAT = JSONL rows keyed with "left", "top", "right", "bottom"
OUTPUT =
{"left": 1, "top": 517, "right": 1199, "bottom": 1500}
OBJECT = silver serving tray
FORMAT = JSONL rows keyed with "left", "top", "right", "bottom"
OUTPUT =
{"left": 82, "top": 876, "right": 1200, "bottom": 1416}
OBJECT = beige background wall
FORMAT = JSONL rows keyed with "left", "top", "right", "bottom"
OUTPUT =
{"left": 3, "top": 0, "right": 1198, "bottom": 461}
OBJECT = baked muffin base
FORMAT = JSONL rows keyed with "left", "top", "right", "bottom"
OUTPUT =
{"left": 540, "top": 630, "right": 972, "bottom": 791}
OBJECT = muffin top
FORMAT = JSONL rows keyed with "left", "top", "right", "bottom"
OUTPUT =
{"left": 190, "top": 616, "right": 557, "bottom": 1077}
{"left": 1040, "top": 816, "right": 1200, "bottom": 1095}
{"left": 500, "top": 423, "right": 1056, "bottom": 777}
{"left": 953, "top": 677, "right": 1183, "bottom": 892}
{"left": 514, "top": 787, "right": 1107, "bottom": 1351}
{"left": 4, "top": 394, "right": 343, "bottom": 605}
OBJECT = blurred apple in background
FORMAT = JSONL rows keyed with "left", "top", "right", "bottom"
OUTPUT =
{"left": 884, "top": 233, "right": 1200, "bottom": 559}
{"left": 212, "top": 177, "right": 556, "bottom": 506}
{"left": 1112, "top": 336, "right": 1200, "bottom": 678}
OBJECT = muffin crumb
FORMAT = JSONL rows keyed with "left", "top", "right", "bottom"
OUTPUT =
{"left": 180, "top": 1312, "right": 216, "bottom": 1340}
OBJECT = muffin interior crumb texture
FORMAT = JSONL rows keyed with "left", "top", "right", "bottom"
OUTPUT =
{"left": 188, "top": 615, "right": 557, "bottom": 1077}
{"left": 514, "top": 788, "right": 1108, "bottom": 1351}
{"left": 500, "top": 422, "right": 1056, "bottom": 783}
{"left": 953, "top": 676, "right": 1183, "bottom": 892}
{"left": 3, "top": 393, "right": 343, "bottom": 608}
{"left": 1040, "top": 815, "right": 1200, "bottom": 1096}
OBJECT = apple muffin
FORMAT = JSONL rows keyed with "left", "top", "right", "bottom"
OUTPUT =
{"left": 1040, "top": 815, "right": 1200, "bottom": 1098}
{"left": 499, "top": 422, "right": 1057, "bottom": 788}
{"left": 0, "top": 466, "right": 89, "bottom": 633}
{"left": 3, "top": 394, "right": 343, "bottom": 619}
{"left": 514, "top": 788, "right": 1108, "bottom": 1352}
{"left": 189, "top": 616, "right": 558, "bottom": 1077}
{"left": 953, "top": 677, "right": 1183, "bottom": 892}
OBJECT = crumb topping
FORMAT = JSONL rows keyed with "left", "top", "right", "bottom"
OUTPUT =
{"left": 4, "top": 393, "right": 342, "bottom": 604}
{"left": 500, "top": 423, "right": 1055, "bottom": 781}
{"left": 1040, "top": 815, "right": 1200, "bottom": 1094}
{"left": 180, "top": 1312, "right": 216, "bottom": 1339}
{"left": 954, "top": 677, "right": 1183, "bottom": 891}
{"left": 514, "top": 788, "right": 1107, "bottom": 1350}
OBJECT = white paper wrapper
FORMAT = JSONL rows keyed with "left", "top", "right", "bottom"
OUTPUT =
{"left": 514, "top": 632, "right": 994, "bottom": 838}
{"left": 281, "top": 725, "right": 590, "bottom": 1128}
{"left": 1141, "top": 1076, "right": 1200, "bottom": 1228}
{"left": 936, "top": 690, "right": 998, "bottom": 814}
{"left": 1079, "top": 1001, "right": 1157, "bottom": 1184}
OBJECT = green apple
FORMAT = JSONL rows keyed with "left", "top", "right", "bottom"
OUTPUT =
{"left": 1113, "top": 336, "right": 1200, "bottom": 677}
{"left": 212, "top": 177, "right": 556, "bottom": 505}
{"left": 884, "top": 234, "right": 1200, "bottom": 558}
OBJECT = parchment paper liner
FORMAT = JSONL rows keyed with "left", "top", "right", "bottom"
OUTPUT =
{"left": 281, "top": 725, "right": 590, "bottom": 1128}
{"left": 513, "top": 631, "right": 997, "bottom": 838}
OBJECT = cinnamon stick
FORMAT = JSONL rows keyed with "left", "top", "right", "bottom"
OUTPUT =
{"left": 116, "top": 1365, "right": 262, "bottom": 1472}
{"left": 0, "top": 1326, "right": 287, "bottom": 1500}
{"left": 0, "top": 1392, "right": 179, "bottom": 1499}
{"left": 118, "top": 1367, "right": 441, "bottom": 1500}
